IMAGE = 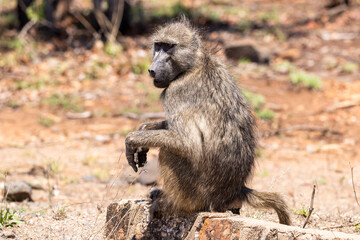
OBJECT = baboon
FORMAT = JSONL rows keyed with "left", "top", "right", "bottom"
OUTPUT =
{"left": 125, "top": 18, "right": 291, "bottom": 225}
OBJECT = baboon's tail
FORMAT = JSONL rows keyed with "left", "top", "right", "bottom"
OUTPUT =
{"left": 242, "top": 187, "right": 292, "bottom": 225}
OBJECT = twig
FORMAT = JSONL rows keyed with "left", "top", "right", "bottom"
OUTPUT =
{"left": 18, "top": 19, "right": 37, "bottom": 41}
{"left": 303, "top": 184, "right": 316, "bottom": 228}
{"left": 321, "top": 223, "right": 359, "bottom": 230}
{"left": 284, "top": 4, "right": 349, "bottom": 30}
{"left": 94, "top": 9, "right": 112, "bottom": 36}
{"left": 349, "top": 162, "right": 360, "bottom": 207}
{"left": 334, "top": 53, "right": 360, "bottom": 65}
{"left": 71, "top": 11, "right": 100, "bottom": 39}
{"left": 323, "top": 99, "right": 360, "bottom": 113}
{"left": 109, "top": 0, "right": 124, "bottom": 42}
{"left": 262, "top": 125, "right": 342, "bottom": 138}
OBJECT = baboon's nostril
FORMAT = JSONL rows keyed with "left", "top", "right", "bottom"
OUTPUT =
{"left": 148, "top": 69, "right": 156, "bottom": 78}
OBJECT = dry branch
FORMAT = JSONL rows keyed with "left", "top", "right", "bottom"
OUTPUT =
{"left": 18, "top": 19, "right": 37, "bottom": 40}
{"left": 262, "top": 125, "right": 342, "bottom": 138}
{"left": 349, "top": 162, "right": 360, "bottom": 208}
{"left": 323, "top": 99, "right": 360, "bottom": 113}
{"left": 109, "top": 0, "right": 124, "bottom": 42}
{"left": 70, "top": 11, "right": 100, "bottom": 39}
{"left": 284, "top": 4, "right": 350, "bottom": 29}
{"left": 321, "top": 223, "right": 360, "bottom": 230}
{"left": 303, "top": 184, "right": 316, "bottom": 228}
{"left": 94, "top": 0, "right": 124, "bottom": 42}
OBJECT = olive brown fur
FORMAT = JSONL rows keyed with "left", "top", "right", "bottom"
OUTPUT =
{"left": 125, "top": 18, "right": 291, "bottom": 225}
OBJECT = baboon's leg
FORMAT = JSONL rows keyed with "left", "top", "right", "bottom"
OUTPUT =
{"left": 148, "top": 188, "right": 171, "bottom": 219}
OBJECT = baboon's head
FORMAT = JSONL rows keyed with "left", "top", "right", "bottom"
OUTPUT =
{"left": 148, "top": 19, "right": 201, "bottom": 88}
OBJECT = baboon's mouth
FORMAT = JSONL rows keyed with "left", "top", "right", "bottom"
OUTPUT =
{"left": 154, "top": 78, "right": 163, "bottom": 84}
{"left": 153, "top": 78, "right": 168, "bottom": 88}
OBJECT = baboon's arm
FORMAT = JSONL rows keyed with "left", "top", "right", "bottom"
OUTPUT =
{"left": 138, "top": 120, "right": 168, "bottom": 131}
{"left": 126, "top": 130, "right": 186, "bottom": 172}
{"left": 133, "top": 120, "right": 168, "bottom": 170}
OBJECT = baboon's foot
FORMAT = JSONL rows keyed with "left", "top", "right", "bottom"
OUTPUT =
{"left": 229, "top": 208, "right": 240, "bottom": 214}
{"left": 149, "top": 189, "right": 163, "bottom": 202}
{"left": 148, "top": 192, "right": 165, "bottom": 220}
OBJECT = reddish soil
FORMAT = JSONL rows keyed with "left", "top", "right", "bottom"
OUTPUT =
{"left": 0, "top": 0, "right": 360, "bottom": 238}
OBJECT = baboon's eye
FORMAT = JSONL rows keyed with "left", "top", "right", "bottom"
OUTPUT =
{"left": 155, "top": 42, "right": 176, "bottom": 52}
{"left": 165, "top": 43, "right": 174, "bottom": 48}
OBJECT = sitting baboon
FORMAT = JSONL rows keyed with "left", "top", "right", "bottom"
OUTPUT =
{"left": 125, "top": 18, "right": 291, "bottom": 225}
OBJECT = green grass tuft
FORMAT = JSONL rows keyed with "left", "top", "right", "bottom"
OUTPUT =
{"left": 289, "top": 71, "right": 322, "bottom": 90}
{"left": 342, "top": 62, "right": 358, "bottom": 73}
{"left": 242, "top": 90, "right": 266, "bottom": 111}
{"left": 38, "top": 117, "right": 55, "bottom": 127}
{"left": 257, "top": 109, "right": 275, "bottom": 121}
{"left": 104, "top": 41, "right": 123, "bottom": 57}
{"left": 46, "top": 93, "right": 83, "bottom": 112}
{"left": 293, "top": 206, "right": 311, "bottom": 217}
{"left": 0, "top": 207, "right": 23, "bottom": 228}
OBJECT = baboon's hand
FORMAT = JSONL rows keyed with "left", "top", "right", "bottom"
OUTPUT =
{"left": 136, "top": 147, "right": 149, "bottom": 168}
{"left": 125, "top": 135, "right": 137, "bottom": 172}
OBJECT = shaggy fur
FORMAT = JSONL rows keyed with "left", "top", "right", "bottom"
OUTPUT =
{"left": 125, "top": 18, "right": 291, "bottom": 225}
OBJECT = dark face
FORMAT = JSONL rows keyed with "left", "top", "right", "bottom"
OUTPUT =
{"left": 148, "top": 42, "right": 182, "bottom": 88}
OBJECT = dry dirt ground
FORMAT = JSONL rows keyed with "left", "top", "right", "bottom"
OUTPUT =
{"left": 1, "top": 0, "right": 360, "bottom": 239}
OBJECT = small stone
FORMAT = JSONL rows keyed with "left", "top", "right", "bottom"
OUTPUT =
{"left": 224, "top": 41, "right": 271, "bottom": 64}
{"left": 27, "top": 165, "right": 48, "bottom": 176}
{"left": 82, "top": 175, "right": 99, "bottom": 182}
{"left": 66, "top": 111, "right": 92, "bottom": 119}
{"left": 94, "top": 134, "right": 112, "bottom": 143}
{"left": 4, "top": 181, "right": 32, "bottom": 202}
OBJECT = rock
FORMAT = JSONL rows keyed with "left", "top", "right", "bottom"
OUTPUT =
{"left": 4, "top": 181, "right": 32, "bottom": 202}
{"left": 105, "top": 200, "right": 198, "bottom": 240}
{"left": 136, "top": 158, "right": 160, "bottom": 185}
{"left": 224, "top": 41, "right": 271, "bottom": 64}
{"left": 278, "top": 48, "right": 302, "bottom": 61}
{"left": 106, "top": 199, "right": 360, "bottom": 240}
{"left": 27, "top": 165, "right": 48, "bottom": 176}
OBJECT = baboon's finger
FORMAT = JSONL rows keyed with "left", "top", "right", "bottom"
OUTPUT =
{"left": 136, "top": 147, "right": 149, "bottom": 168}
{"left": 126, "top": 144, "right": 137, "bottom": 172}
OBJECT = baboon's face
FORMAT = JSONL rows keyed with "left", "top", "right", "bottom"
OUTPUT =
{"left": 148, "top": 42, "right": 181, "bottom": 88}
{"left": 149, "top": 22, "right": 200, "bottom": 88}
